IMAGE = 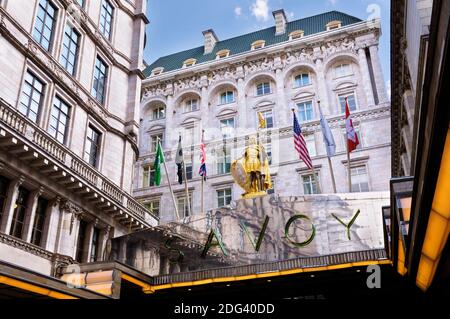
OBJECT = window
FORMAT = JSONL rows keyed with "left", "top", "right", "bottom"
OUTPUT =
{"left": 84, "top": 125, "right": 101, "bottom": 167}
{"left": 351, "top": 165, "right": 370, "bottom": 192}
{"left": 220, "top": 118, "right": 235, "bottom": 138}
{"left": 251, "top": 40, "right": 265, "bottom": 50}
{"left": 152, "top": 105, "right": 165, "bottom": 120}
{"left": 184, "top": 99, "right": 199, "bottom": 112}
{"left": 289, "top": 30, "right": 304, "bottom": 40}
{"left": 60, "top": 24, "right": 80, "bottom": 75}
{"left": 216, "top": 49, "right": 230, "bottom": 59}
{"left": 302, "top": 175, "right": 320, "bottom": 195}
{"left": 220, "top": 91, "right": 235, "bottom": 104}
{"left": 150, "top": 134, "right": 163, "bottom": 152}
{"left": 0, "top": 176, "right": 10, "bottom": 225}
{"left": 143, "top": 165, "right": 155, "bottom": 187}
{"left": 217, "top": 147, "right": 231, "bottom": 175}
{"left": 183, "top": 58, "right": 197, "bottom": 67}
{"left": 10, "top": 187, "right": 29, "bottom": 239}
{"left": 339, "top": 93, "right": 357, "bottom": 113}
{"left": 151, "top": 67, "right": 164, "bottom": 76}
{"left": 19, "top": 72, "right": 44, "bottom": 123}
{"left": 297, "top": 101, "right": 314, "bottom": 122}
{"left": 48, "top": 97, "right": 70, "bottom": 144}
{"left": 92, "top": 56, "right": 108, "bottom": 104}
{"left": 259, "top": 110, "right": 274, "bottom": 128}
{"left": 76, "top": 0, "right": 84, "bottom": 7}
{"left": 177, "top": 194, "right": 192, "bottom": 217}
{"left": 326, "top": 20, "right": 342, "bottom": 30}
{"left": 184, "top": 127, "right": 196, "bottom": 146}
{"left": 75, "top": 220, "right": 88, "bottom": 262}
{"left": 217, "top": 188, "right": 232, "bottom": 207}
{"left": 294, "top": 73, "right": 311, "bottom": 87}
{"left": 31, "top": 197, "right": 48, "bottom": 247}
{"left": 305, "top": 135, "right": 316, "bottom": 157}
{"left": 33, "top": 0, "right": 57, "bottom": 51}
{"left": 256, "top": 82, "right": 271, "bottom": 96}
{"left": 99, "top": 0, "right": 114, "bottom": 40}
{"left": 89, "top": 227, "right": 100, "bottom": 262}
{"left": 335, "top": 63, "right": 352, "bottom": 78}
{"left": 144, "top": 200, "right": 160, "bottom": 216}
{"left": 342, "top": 130, "right": 362, "bottom": 150}
{"left": 185, "top": 162, "right": 193, "bottom": 180}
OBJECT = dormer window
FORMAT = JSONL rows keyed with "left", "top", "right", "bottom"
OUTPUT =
{"left": 183, "top": 58, "right": 197, "bottom": 68}
{"left": 289, "top": 30, "right": 304, "bottom": 40}
{"left": 216, "top": 49, "right": 230, "bottom": 59}
{"left": 326, "top": 20, "right": 342, "bottom": 31}
{"left": 184, "top": 99, "right": 199, "bottom": 112}
{"left": 251, "top": 40, "right": 265, "bottom": 50}
{"left": 151, "top": 67, "right": 164, "bottom": 76}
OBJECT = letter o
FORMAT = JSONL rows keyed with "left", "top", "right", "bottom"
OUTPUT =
{"left": 284, "top": 214, "right": 316, "bottom": 247}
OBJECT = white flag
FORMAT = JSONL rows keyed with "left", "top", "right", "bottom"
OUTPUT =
{"left": 319, "top": 109, "right": 336, "bottom": 157}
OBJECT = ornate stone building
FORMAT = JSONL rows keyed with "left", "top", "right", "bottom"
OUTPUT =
{"left": 0, "top": 0, "right": 157, "bottom": 286}
{"left": 135, "top": 10, "right": 391, "bottom": 223}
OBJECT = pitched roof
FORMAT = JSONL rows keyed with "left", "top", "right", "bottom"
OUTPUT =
{"left": 144, "top": 11, "right": 362, "bottom": 77}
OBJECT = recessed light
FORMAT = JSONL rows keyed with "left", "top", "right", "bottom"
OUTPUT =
{"left": 267, "top": 279, "right": 272, "bottom": 282}
{"left": 226, "top": 284, "right": 231, "bottom": 287}
{"left": 310, "top": 274, "right": 315, "bottom": 278}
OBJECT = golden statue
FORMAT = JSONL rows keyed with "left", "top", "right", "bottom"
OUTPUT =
{"left": 231, "top": 136, "right": 272, "bottom": 199}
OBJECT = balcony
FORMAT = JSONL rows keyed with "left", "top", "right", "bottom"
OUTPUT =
{"left": 0, "top": 98, "right": 158, "bottom": 229}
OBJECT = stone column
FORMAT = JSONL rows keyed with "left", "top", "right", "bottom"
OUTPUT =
{"left": 22, "top": 186, "right": 45, "bottom": 243}
{"left": 42, "top": 196, "right": 61, "bottom": 252}
{"left": 315, "top": 58, "right": 331, "bottom": 115}
{"left": 274, "top": 56, "right": 288, "bottom": 126}
{"left": 84, "top": 221, "right": 95, "bottom": 263}
{"left": 357, "top": 48, "right": 375, "bottom": 107}
{"left": 58, "top": 200, "right": 83, "bottom": 258}
{"left": 0, "top": 175, "right": 25, "bottom": 234}
{"left": 164, "top": 84, "right": 174, "bottom": 149}
{"left": 236, "top": 66, "right": 247, "bottom": 129}
{"left": 369, "top": 44, "right": 388, "bottom": 103}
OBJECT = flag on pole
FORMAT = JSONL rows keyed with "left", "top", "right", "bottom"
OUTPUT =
{"left": 199, "top": 131, "right": 207, "bottom": 180}
{"left": 345, "top": 98, "right": 359, "bottom": 153}
{"left": 175, "top": 135, "right": 184, "bottom": 184}
{"left": 293, "top": 111, "right": 313, "bottom": 169}
{"left": 319, "top": 108, "right": 336, "bottom": 157}
{"left": 152, "top": 140, "right": 164, "bottom": 186}
{"left": 258, "top": 112, "right": 267, "bottom": 129}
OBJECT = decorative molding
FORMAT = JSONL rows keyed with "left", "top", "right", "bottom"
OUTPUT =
{"left": 0, "top": 232, "right": 53, "bottom": 260}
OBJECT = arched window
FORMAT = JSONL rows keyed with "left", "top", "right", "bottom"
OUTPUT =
{"left": 184, "top": 99, "right": 199, "bottom": 112}
{"left": 220, "top": 91, "right": 235, "bottom": 104}
{"left": 294, "top": 73, "right": 311, "bottom": 87}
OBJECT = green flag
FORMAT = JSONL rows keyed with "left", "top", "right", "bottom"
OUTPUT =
{"left": 153, "top": 141, "right": 164, "bottom": 186}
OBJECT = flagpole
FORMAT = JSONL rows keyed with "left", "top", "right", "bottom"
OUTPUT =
{"left": 317, "top": 100, "right": 336, "bottom": 193}
{"left": 345, "top": 98, "right": 352, "bottom": 193}
{"left": 181, "top": 135, "right": 192, "bottom": 219}
{"left": 201, "top": 129, "right": 205, "bottom": 214}
{"left": 158, "top": 138, "right": 180, "bottom": 220}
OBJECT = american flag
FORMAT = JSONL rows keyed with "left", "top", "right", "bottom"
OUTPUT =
{"left": 199, "top": 131, "right": 207, "bottom": 180}
{"left": 293, "top": 111, "right": 313, "bottom": 169}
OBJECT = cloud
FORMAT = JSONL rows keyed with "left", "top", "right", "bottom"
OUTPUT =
{"left": 286, "top": 10, "right": 294, "bottom": 20}
{"left": 327, "top": 0, "right": 338, "bottom": 5}
{"left": 250, "top": 0, "right": 270, "bottom": 21}
{"left": 234, "top": 6, "right": 242, "bottom": 17}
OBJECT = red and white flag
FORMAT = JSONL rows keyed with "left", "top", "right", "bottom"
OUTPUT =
{"left": 345, "top": 98, "right": 359, "bottom": 153}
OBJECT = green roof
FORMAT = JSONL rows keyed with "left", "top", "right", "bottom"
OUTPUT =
{"left": 144, "top": 11, "right": 362, "bottom": 77}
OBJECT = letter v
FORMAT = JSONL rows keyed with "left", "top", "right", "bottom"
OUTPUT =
{"left": 239, "top": 216, "right": 270, "bottom": 252}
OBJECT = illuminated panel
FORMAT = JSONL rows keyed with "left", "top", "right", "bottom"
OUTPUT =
{"left": 416, "top": 129, "right": 450, "bottom": 291}
{"left": 0, "top": 276, "right": 77, "bottom": 299}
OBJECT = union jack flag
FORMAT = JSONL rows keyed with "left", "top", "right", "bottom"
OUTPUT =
{"left": 199, "top": 131, "right": 207, "bottom": 180}
{"left": 293, "top": 112, "right": 313, "bottom": 169}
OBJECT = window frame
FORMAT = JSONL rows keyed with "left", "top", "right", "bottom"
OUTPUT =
{"left": 302, "top": 174, "right": 320, "bottom": 195}
{"left": 151, "top": 105, "right": 166, "bottom": 120}
{"left": 220, "top": 117, "right": 235, "bottom": 138}
{"left": 294, "top": 73, "right": 311, "bottom": 88}
{"left": 18, "top": 71, "right": 45, "bottom": 123}
{"left": 217, "top": 188, "right": 232, "bottom": 208}
{"left": 338, "top": 92, "right": 358, "bottom": 113}
{"left": 256, "top": 82, "right": 271, "bottom": 96}
{"left": 32, "top": 0, "right": 58, "bottom": 52}
{"left": 350, "top": 164, "right": 370, "bottom": 192}
{"left": 142, "top": 165, "right": 156, "bottom": 187}
{"left": 334, "top": 63, "right": 352, "bottom": 78}
{"left": 60, "top": 23, "right": 80, "bottom": 76}
{"left": 31, "top": 197, "right": 49, "bottom": 247}
{"left": 216, "top": 147, "right": 231, "bottom": 175}
{"left": 219, "top": 91, "right": 235, "bottom": 105}
{"left": 296, "top": 100, "right": 314, "bottom": 122}
{"left": 10, "top": 187, "right": 29, "bottom": 239}
{"left": 177, "top": 193, "right": 192, "bottom": 218}
{"left": 91, "top": 55, "right": 109, "bottom": 105}
{"left": 143, "top": 199, "right": 160, "bottom": 216}
{"left": 184, "top": 99, "right": 199, "bottom": 113}
{"left": 48, "top": 95, "right": 71, "bottom": 145}
{"left": 99, "top": 0, "right": 114, "bottom": 40}
{"left": 84, "top": 124, "right": 102, "bottom": 168}
{"left": 258, "top": 109, "right": 274, "bottom": 129}
{"left": 150, "top": 133, "right": 163, "bottom": 153}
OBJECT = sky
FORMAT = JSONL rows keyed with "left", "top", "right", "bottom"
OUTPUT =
{"left": 144, "top": 0, "right": 391, "bottom": 95}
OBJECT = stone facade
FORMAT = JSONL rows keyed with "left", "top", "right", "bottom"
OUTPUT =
{"left": 0, "top": 0, "right": 156, "bottom": 277}
{"left": 135, "top": 11, "right": 391, "bottom": 224}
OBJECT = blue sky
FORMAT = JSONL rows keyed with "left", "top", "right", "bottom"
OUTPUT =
{"left": 144, "top": 0, "right": 391, "bottom": 94}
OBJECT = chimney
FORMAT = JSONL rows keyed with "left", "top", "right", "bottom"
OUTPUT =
{"left": 272, "top": 9, "right": 288, "bottom": 35}
{"left": 202, "top": 29, "right": 219, "bottom": 54}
